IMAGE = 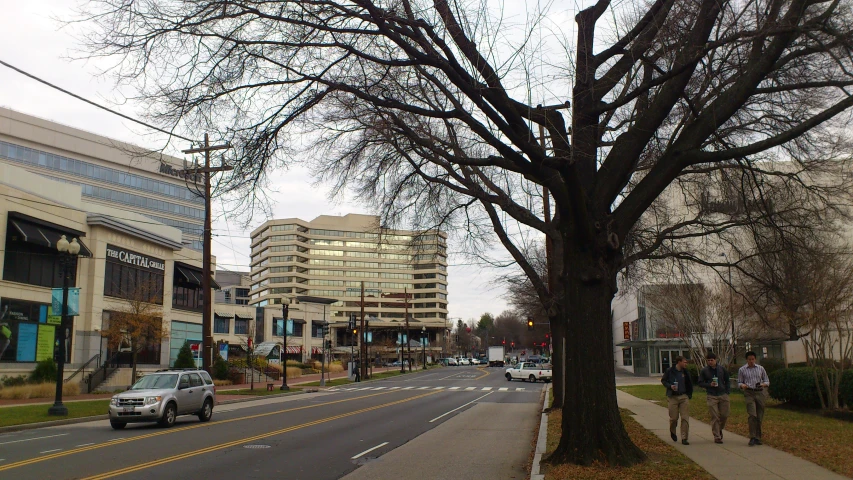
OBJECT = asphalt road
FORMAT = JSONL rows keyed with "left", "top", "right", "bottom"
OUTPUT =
{"left": 0, "top": 366, "right": 544, "bottom": 480}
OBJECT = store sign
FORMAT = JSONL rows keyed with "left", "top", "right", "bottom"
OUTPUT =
{"left": 159, "top": 163, "right": 202, "bottom": 183}
{"left": 51, "top": 288, "right": 80, "bottom": 317}
{"left": 623, "top": 322, "right": 631, "bottom": 340}
{"left": 106, "top": 244, "right": 165, "bottom": 272}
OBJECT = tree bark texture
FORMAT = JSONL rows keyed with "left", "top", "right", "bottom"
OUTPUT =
{"left": 549, "top": 317, "right": 565, "bottom": 410}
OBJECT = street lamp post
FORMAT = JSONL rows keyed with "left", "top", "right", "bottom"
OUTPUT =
{"left": 49, "top": 235, "right": 80, "bottom": 416}
{"left": 280, "top": 301, "right": 290, "bottom": 391}
{"left": 400, "top": 323, "right": 406, "bottom": 374}
{"left": 422, "top": 326, "right": 427, "bottom": 370}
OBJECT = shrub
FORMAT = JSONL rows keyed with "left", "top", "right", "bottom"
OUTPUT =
{"left": 759, "top": 358, "right": 786, "bottom": 377}
{"left": 769, "top": 367, "right": 847, "bottom": 408}
{"left": 213, "top": 353, "right": 229, "bottom": 380}
{"left": 1, "top": 375, "right": 28, "bottom": 387}
{"left": 0, "top": 382, "right": 79, "bottom": 400}
{"left": 174, "top": 342, "right": 196, "bottom": 368}
{"left": 328, "top": 363, "right": 345, "bottom": 373}
{"left": 30, "top": 359, "right": 57, "bottom": 383}
{"left": 685, "top": 363, "right": 700, "bottom": 384}
{"left": 286, "top": 360, "right": 308, "bottom": 369}
{"left": 285, "top": 367, "right": 302, "bottom": 379}
{"left": 213, "top": 379, "right": 233, "bottom": 386}
{"left": 841, "top": 370, "right": 853, "bottom": 408}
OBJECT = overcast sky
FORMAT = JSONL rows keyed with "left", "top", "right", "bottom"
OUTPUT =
{"left": 0, "top": 0, "right": 527, "bottom": 324}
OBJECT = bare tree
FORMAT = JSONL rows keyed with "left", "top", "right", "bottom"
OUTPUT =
{"left": 81, "top": 0, "right": 853, "bottom": 466}
{"left": 102, "top": 280, "right": 168, "bottom": 384}
{"left": 643, "top": 282, "right": 740, "bottom": 368}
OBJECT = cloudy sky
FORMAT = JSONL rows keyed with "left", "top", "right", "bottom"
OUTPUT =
{"left": 0, "top": 0, "right": 534, "bottom": 324}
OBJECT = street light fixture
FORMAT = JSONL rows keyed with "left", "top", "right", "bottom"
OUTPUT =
{"left": 422, "top": 326, "right": 427, "bottom": 370}
{"left": 49, "top": 235, "right": 81, "bottom": 416}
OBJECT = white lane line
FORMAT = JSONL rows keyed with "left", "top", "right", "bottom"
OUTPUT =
{"left": 499, "top": 387, "right": 509, "bottom": 391}
{"left": 449, "top": 387, "right": 460, "bottom": 390}
{"left": 351, "top": 441, "right": 389, "bottom": 459}
{"left": 418, "top": 386, "right": 430, "bottom": 390}
{"left": 465, "top": 387, "right": 475, "bottom": 391}
{"left": 403, "top": 387, "right": 415, "bottom": 390}
{"left": 390, "top": 387, "right": 401, "bottom": 390}
{"left": 0, "top": 433, "right": 69, "bottom": 446}
{"left": 429, "top": 392, "right": 494, "bottom": 423}
{"left": 372, "top": 387, "right": 386, "bottom": 390}
{"left": 40, "top": 449, "right": 62, "bottom": 454}
{"left": 75, "top": 443, "right": 96, "bottom": 447}
{"left": 481, "top": 387, "right": 493, "bottom": 391}
{"left": 432, "top": 387, "right": 444, "bottom": 390}
{"left": 516, "top": 388, "right": 525, "bottom": 391}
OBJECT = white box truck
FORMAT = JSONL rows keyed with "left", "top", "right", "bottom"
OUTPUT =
{"left": 488, "top": 346, "right": 505, "bottom": 367}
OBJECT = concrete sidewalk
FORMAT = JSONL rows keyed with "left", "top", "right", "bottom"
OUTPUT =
{"left": 617, "top": 389, "right": 847, "bottom": 480}
{"left": 340, "top": 401, "right": 540, "bottom": 480}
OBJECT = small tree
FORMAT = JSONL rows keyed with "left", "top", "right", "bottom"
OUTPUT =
{"left": 102, "top": 280, "right": 168, "bottom": 382}
{"left": 174, "top": 342, "right": 196, "bottom": 369}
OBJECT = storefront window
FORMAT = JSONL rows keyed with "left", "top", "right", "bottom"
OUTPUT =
{"left": 103, "top": 245, "right": 164, "bottom": 303}
{"left": 622, "top": 348, "right": 633, "bottom": 366}
{"left": 0, "top": 298, "right": 70, "bottom": 363}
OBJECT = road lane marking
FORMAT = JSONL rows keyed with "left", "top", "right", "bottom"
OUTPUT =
{"left": 39, "top": 449, "right": 62, "bottom": 454}
{"left": 0, "top": 433, "right": 69, "bottom": 446}
{"left": 372, "top": 387, "right": 386, "bottom": 390}
{"left": 0, "top": 390, "right": 399, "bottom": 473}
{"left": 390, "top": 387, "right": 401, "bottom": 390}
{"left": 465, "top": 387, "right": 475, "bottom": 391}
{"left": 76, "top": 443, "right": 96, "bottom": 447}
{"left": 516, "top": 388, "right": 525, "bottom": 391}
{"left": 351, "top": 442, "right": 389, "bottom": 459}
{"left": 429, "top": 392, "right": 494, "bottom": 423}
{"left": 403, "top": 387, "right": 414, "bottom": 390}
{"left": 499, "top": 388, "right": 508, "bottom": 391}
{"left": 82, "top": 391, "right": 442, "bottom": 480}
{"left": 432, "top": 387, "right": 444, "bottom": 390}
{"left": 449, "top": 387, "right": 459, "bottom": 390}
{"left": 481, "top": 387, "right": 492, "bottom": 391}
{"left": 418, "top": 386, "right": 430, "bottom": 390}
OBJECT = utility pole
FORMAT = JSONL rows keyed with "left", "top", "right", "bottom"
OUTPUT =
{"left": 360, "top": 281, "right": 367, "bottom": 380}
{"left": 405, "top": 287, "right": 412, "bottom": 372}
{"left": 182, "top": 134, "right": 232, "bottom": 372}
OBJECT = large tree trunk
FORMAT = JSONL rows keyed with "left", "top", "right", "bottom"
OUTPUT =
{"left": 546, "top": 275, "right": 646, "bottom": 466}
{"left": 549, "top": 317, "right": 565, "bottom": 409}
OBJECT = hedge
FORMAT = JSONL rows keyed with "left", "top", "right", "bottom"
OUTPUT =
{"left": 769, "top": 367, "right": 853, "bottom": 409}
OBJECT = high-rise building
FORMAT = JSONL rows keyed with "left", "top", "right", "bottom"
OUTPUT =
{"left": 249, "top": 214, "right": 449, "bottom": 363}
{"left": 0, "top": 107, "right": 205, "bottom": 250}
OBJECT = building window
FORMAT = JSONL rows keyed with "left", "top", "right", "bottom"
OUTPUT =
{"left": 622, "top": 348, "right": 633, "bottom": 366}
{"left": 172, "top": 285, "right": 203, "bottom": 311}
{"left": 104, "top": 261, "right": 164, "bottom": 304}
{"left": 311, "top": 323, "right": 325, "bottom": 338}
{"left": 234, "top": 319, "right": 249, "bottom": 335}
{"left": 214, "top": 316, "right": 230, "bottom": 334}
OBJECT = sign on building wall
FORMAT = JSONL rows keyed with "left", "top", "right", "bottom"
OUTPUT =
{"left": 106, "top": 244, "right": 165, "bottom": 272}
{"left": 623, "top": 322, "right": 631, "bottom": 340}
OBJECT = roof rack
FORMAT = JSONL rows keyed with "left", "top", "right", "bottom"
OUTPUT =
{"left": 154, "top": 368, "right": 204, "bottom": 372}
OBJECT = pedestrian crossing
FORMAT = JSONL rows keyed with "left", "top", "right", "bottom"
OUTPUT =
{"left": 330, "top": 385, "right": 531, "bottom": 393}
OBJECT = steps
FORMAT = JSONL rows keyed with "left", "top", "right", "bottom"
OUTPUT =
{"left": 96, "top": 368, "right": 134, "bottom": 392}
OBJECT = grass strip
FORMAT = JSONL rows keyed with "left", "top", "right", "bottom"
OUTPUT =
{"left": 619, "top": 385, "right": 853, "bottom": 478}
{"left": 544, "top": 408, "right": 714, "bottom": 480}
{"left": 0, "top": 400, "right": 109, "bottom": 427}
{"left": 223, "top": 388, "right": 303, "bottom": 396}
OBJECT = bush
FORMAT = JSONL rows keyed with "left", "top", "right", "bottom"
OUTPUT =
{"left": 30, "top": 358, "right": 57, "bottom": 383}
{"left": 0, "top": 382, "right": 79, "bottom": 400}
{"left": 2, "top": 375, "right": 28, "bottom": 387}
{"left": 213, "top": 379, "right": 233, "bottom": 386}
{"left": 685, "top": 363, "right": 700, "bottom": 384}
{"left": 841, "top": 370, "right": 853, "bottom": 408}
{"left": 174, "top": 342, "right": 196, "bottom": 368}
{"left": 213, "top": 353, "right": 229, "bottom": 380}
{"left": 769, "top": 367, "right": 847, "bottom": 409}
{"left": 286, "top": 360, "right": 308, "bottom": 369}
{"left": 759, "top": 358, "right": 786, "bottom": 377}
{"left": 285, "top": 367, "right": 302, "bottom": 379}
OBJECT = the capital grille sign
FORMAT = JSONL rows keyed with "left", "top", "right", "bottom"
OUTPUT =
{"left": 106, "top": 244, "right": 165, "bottom": 272}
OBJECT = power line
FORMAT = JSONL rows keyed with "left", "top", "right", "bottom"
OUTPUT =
{"left": 0, "top": 58, "right": 194, "bottom": 143}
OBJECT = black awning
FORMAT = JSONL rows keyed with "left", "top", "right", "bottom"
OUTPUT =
{"left": 174, "top": 262, "right": 221, "bottom": 289}
{"left": 8, "top": 212, "right": 92, "bottom": 257}
{"left": 234, "top": 312, "right": 254, "bottom": 320}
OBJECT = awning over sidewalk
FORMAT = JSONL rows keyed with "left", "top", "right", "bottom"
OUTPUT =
{"left": 8, "top": 211, "right": 92, "bottom": 257}
{"left": 311, "top": 347, "right": 322, "bottom": 355}
{"left": 285, "top": 346, "right": 302, "bottom": 354}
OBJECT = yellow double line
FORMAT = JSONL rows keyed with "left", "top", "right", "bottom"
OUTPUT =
{"left": 83, "top": 390, "right": 441, "bottom": 479}
{"left": 0, "top": 390, "right": 396, "bottom": 473}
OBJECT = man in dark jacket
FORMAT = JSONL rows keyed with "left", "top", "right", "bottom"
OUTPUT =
{"left": 697, "top": 353, "right": 730, "bottom": 444}
{"left": 661, "top": 356, "right": 693, "bottom": 445}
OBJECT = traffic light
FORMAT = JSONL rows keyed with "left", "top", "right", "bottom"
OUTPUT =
{"left": 325, "top": 340, "right": 332, "bottom": 350}
{"left": 502, "top": 339, "right": 506, "bottom": 345}
{"left": 527, "top": 318, "right": 534, "bottom": 331}
{"left": 511, "top": 341, "right": 515, "bottom": 348}
{"left": 349, "top": 314, "right": 356, "bottom": 331}
{"left": 545, "top": 333, "right": 549, "bottom": 340}
{"left": 353, "top": 328, "right": 358, "bottom": 335}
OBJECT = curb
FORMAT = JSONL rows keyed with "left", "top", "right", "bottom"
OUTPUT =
{"left": 530, "top": 382, "right": 550, "bottom": 480}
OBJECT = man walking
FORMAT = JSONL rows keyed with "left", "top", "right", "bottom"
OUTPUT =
{"left": 738, "top": 351, "right": 770, "bottom": 446}
{"left": 661, "top": 355, "right": 693, "bottom": 445}
{"left": 698, "top": 353, "right": 730, "bottom": 444}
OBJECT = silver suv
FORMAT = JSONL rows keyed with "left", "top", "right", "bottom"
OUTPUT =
{"left": 108, "top": 369, "right": 216, "bottom": 430}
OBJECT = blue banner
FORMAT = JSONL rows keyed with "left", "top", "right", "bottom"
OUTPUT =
{"left": 367, "top": 332, "right": 373, "bottom": 343}
{"left": 286, "top": 319, "right": 294, "bottom": 336}
{"left": 218, "top": 342, "right": 229, "bottom": 361}
{"left": 15, "top": 323, "right": 38, "bottom": 362}
{"left": 51, "top": 288, "right": 80, "bottom": 316}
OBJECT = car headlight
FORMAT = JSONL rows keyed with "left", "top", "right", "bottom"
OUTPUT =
{"left": 143, "top": 396, "right": 162, "bottom": 406}
{"left": 110, "top": 397, "right": 119, "bottom": 406}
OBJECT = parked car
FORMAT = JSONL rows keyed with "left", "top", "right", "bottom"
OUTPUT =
{"left": 108, "top": 369, "right": 216, "bottom": 430}
{"left": 469, "top": 358, "right": 480, "bottom": 365}
{"left": 439, "top": 357, "right": 458, "bottom": 366}
{"left": 458, "top": 358, "right": 471, "bottom": 365}
{"left": 505, "top": 362, "right": 552, "bottom": 383}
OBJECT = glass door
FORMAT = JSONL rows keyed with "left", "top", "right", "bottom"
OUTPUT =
{"left": 660, "top": 350, "right": 672, "bottom": 372}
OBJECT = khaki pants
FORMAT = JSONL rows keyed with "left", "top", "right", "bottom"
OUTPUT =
{"left": 668, "top": 394, "right": 690, "bottom": 440}
{"left": 744, "top": 389, "right": 767, "bottom": 440}
{"left": 706, "top": 394, "right": 730, "bottom": 440}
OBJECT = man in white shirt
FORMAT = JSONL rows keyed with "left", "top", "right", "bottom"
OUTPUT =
{"left": 738, "top": 351, "right": 770, "bottom": 446}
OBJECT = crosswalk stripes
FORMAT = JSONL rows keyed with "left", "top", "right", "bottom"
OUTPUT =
{"left": 499, "top": 387, "right": 508, "bottom": 391}
{"left": 481, "top": 387, "right": 492, "bottom": 391}
{"left": 329, "top": 385, "right": 536, "bottom": 393}
{"left": 465, "top": 387, "right": 476, "bottom": 391}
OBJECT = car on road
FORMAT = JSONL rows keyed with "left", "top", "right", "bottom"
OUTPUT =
{"left": 438, "top": 357, "right": 458, "bottom": 366}
{"left": 458, "top": 358, "right": 471, "bottom": 365}
{"left": 108, "top": 369, "right": 216, "bottom": 430}
{"left": 505, "top": 362, "right": 552, "bottom": 383}
{"left": 469, "top": 358, "right": 480, "bottom": 365}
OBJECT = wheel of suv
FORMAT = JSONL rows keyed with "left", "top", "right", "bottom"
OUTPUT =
{"left": 158, "top": 402, "right": 177, "bottom": 428}
{"left": 198, "top": 399, "right": 213, "bottom": 422}
{"left": 110, "top": 420, "right": 126, "bottom": 430}
{"left": 529, "top": 374, "right": 537, "bottom": 383}
{"left": 505, "top": 373, "right": 512, "bottom": 381}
